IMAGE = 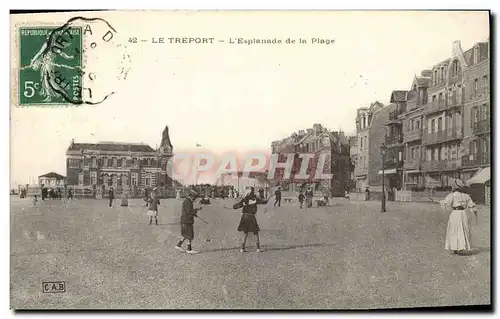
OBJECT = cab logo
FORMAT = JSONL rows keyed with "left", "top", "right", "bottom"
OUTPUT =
{"left": 42, "top": 281, "right": 66, "bottom": 293}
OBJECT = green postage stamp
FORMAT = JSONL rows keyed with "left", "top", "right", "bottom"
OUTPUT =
{"left": 18, "top": 26, "right": 83, "bottom": 105}
{"left": 16, "top": 17, "right": 131, "bottom": 107}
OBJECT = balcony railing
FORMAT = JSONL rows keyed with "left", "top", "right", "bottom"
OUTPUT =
{"left": 423, "top": 128, "right": 463, "bottom": 145}
{"left": 422, "top": 159, "right": 461, "bottom": 172}
{"left": 427, "top": 93, "right": 464, "bottom": 114}
{"left": 427, "top": 101, "right": 448, "bottom": 114}
{"left": 403, "top": 129, "right": 423, "bottom": 143}
{"left": 461, "top": 153, "right": 490, "bottom": 168}
{"left": 386, "top": 134, "right": 403, "bottom": 146}
{"left": 403, "top": 158, "right": 421, "bottom": 170}
{"left": 388, "top": 111, "right": 401, "bottom": 123}
{"left": 473, "top": 120, "right": 491, "bottom": 134}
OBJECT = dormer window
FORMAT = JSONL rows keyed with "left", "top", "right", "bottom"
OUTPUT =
{"left": 452, "top": 60, "right": 459, "bottom": 77}
{"left": 474, "top": 45, "right": 480, "bottom": 64}
{"left": 434, "top": 69, "right": 438, "bottom": 85}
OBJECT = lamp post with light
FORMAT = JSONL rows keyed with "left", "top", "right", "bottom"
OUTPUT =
{"left": 380, "top": 142, "right": 387, "bottom": 212}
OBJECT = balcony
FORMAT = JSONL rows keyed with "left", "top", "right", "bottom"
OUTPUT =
{"left": 422, "top": 159, "right": 461, "bottom": 172}
{"left": 403, "top": 129, "right": 423, "bottom": 143}
{"left": 427, "top": 93, "right": 464, "bottom": 115}
{"left": 461, "top": 153, "right": 490, "bottom": 168}
{"left": 386, "top": 134, "right": 403, "bottom": 147}
{"left": 426, "top": 101, "right": 448, "bottom": 114}
{"left": 387, "top": 111, "right": 402, "bottom": 124}
{"left": 423, "top": 128, "right": 463, "bottom": 145}
{"left": 473, "top": 120, "right": 491, "bottom": 134}
{"left": 403, "top": 158, "right": 421, "bottom": 170}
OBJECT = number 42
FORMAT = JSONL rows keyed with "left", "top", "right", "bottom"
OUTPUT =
{"left": 23, "top": 81, "right": 40, "bottom": 98}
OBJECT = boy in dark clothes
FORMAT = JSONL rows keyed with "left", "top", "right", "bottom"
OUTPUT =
{"left": 233, "top": 186, "right": 261, "bottom": 253}
{"left": 175, "top": 190, "right": 203, "bottom": 254}
{"left": 148, "top": 188, "right": 159, "bottom": 225}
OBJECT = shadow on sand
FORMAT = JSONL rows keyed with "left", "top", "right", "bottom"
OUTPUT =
{"left": 200, "top": 243, "right": 331, "bottom": 254}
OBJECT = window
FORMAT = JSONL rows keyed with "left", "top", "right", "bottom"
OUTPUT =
{"left": 434, "top": 70, "right": 438, "bottom": 85}
{"left": 441, "top": 67, "right": 445, "bottom": 82}
{"left": 453, "top": 60, "right": 459, "bottom": 77}
{"left": 131, "top": 173, "right": 138, "bottom": 186}
{"left": 432, "top": 95, "right": 436, "bottom": 106}
{"left": 122, "top": 157, "right": 127, "bottom": 168}
{"left": 103, "top": 157, "right": 109, "bottom": 167}
{"left": 78, "top": 173, "right": 84, "bottom": 186}
{"left": 481, "top": 104, "right": 488, "bottom": 120}
{"left": 474, "top": 78, "right": 479, "bottom": 94}
{"left": 112, "top": 157, "right": 117, "bottom": 167}
{"left": 438, "top": 92, "right": 443, "bottom": 106}
{"left": 132, "top": 157, "right": 138, "bottom": 167}
{"left": 474, "top": 46, "right": 480, "bottom": 64}
{"left": 117, "top": 158, "right": 122, "bottom": 167}
{"left": 410, "top": 119, "right": 414, "bottom": 131}
{"left": 431, "top": 119, "right": 436, "bottom": 133}
{"left": 92, "top": 157, "right": 97, "bottom": 168}
{"left": 90, "top": 171, "right": 97, "bottom": 186}
{"left": 472, "top": 106, "right": 479, "bottom": 125}
{"left": 112, "top": 175, "right": 118, "bottom": 187}
{"left": 416, "top": 120, "right": 421, "bottom": 130}
{"left": 145, "top": 173, "right": 151, "bottom": 187}
{"left": 483, "top": 75, "right": 488, "bottom": 94}
{"left": 437, "top": 117, "right": 442, "bottom": 132}
{"left": 69, "top": 159, "right": 80, "bottom": 168}
{"left": 102, "top": 174, "right": 109, "bottom": 186}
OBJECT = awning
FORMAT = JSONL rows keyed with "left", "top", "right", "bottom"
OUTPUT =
{"left": 405, "top": 170, "right": 420, "bottom": 174}
{"left": 378, "top": 168, "right": 397, "bottom": 175}
{"left": 466, "top": 167, "right": 490, "bottom": 186}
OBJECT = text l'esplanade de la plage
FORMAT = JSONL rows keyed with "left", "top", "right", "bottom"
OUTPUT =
{"left": 139, "top": 37, "right": 335, "bottom": 45}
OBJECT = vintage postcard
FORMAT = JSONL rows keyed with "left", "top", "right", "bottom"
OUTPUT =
{"left": 10, "top": 10, "right": 491, "bottom": 310}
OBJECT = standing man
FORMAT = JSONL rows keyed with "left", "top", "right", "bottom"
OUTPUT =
{"left": 258, "top": 188, "right": 265, "bottom": 200}
{"left": 68, "top": 187, "right": 73, "bottom": 201}
{"left": 298, "top": 190, "right": 305, "bottom": 209}
{"left": 365, "top": 186, "right": 370, "bottom": 201}
{"left": 274, "top": 185, "right": 282, "bottom": 207}
{"left": 108, "top": 187, "right": 115, "bottom": 207}
{"left": 305, "top": 185, "right": 314, "bottom": 208}
{"left": 144, "top": 188, "right": 150, "bottom": 207}
{"left": 175, "top": 189, "right": 203, "bottom": 254}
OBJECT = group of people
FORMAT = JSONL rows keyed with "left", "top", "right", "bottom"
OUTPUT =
{"left": 33, "top": 186, "right": 73, "bottom": 206}
{"left": 175, "top": 186, "right": 262, "bottom": 254}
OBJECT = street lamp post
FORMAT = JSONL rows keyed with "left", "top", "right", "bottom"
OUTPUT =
{"left": 380, "top": 142, "right": 387, "bottom": 212}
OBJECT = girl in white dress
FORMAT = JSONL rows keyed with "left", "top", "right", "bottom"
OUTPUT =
{"left": 440, "top": 179, "right": 477, "bottom": 255}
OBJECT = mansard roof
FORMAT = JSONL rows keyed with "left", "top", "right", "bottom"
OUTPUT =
{"left": 68, "top": 142, "right": 156, "bottom": 153}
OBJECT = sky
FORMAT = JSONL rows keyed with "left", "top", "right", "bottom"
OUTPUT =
{"left": 10, "top": 11, "right": 489, "bottom": 187}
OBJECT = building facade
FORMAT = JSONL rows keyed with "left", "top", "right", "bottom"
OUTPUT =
{"left": 378, "top": 39, "right": 490, "bottom": 192}
{"left": 353, "top": 101, "right": 384, "bottom": 190}
{"left": 400, "top": 72, "right": 431, "bottom": 190}
{"left": 461, "top": 40, "right": 490, "bottom": 182}
{"left": 270, "top": 123, "right": 351, "bottom": 196}
{"left": 66, "top": 126, "right": 174, "bottom": 195}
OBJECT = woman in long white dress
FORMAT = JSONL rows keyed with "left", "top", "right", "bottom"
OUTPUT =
{"left": 440, "top": 179, "right": 477, "bottom": 255}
